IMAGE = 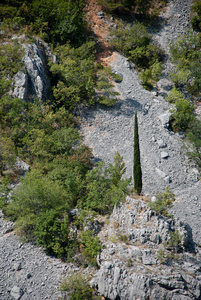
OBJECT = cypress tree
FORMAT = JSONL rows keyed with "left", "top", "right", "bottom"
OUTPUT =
{"left": 133, "top": 110, "right": 142, "bottom": 194}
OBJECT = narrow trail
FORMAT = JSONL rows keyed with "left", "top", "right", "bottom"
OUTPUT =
{"left": 80, "top": 0, "right": 201, "bottom": 244}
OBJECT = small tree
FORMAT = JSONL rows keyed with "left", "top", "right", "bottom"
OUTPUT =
{"left": 133, "top": 111, "right": 142, "bottom": 194}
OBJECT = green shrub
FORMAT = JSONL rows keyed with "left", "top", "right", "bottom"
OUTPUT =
{"left": 166, "top": 87, "right": 185, "bottom": 103}
{"left": 166, "top": 230, "right": 183, "bottom": 253}
{"left": 0, "top": 135, "right": 16, "bottom": 176}
{"left": 96, "top": 68, "right": 119, "bottom": 106}
{"left": 110, "top": 22, "right": 150, "bottom": 62}
{"left": 139, "top": 69, "right": 153, "bottom": 89}
{"left": 5, "top": 170, "right": 69, "bottom": 220}
{"left": 126, "top": 258, "right": 133, "bottom": 267}
{"left": 0, "top": 0, "right": 86, "bottom": 45}
{"left": 157, "top": 248, "right": 165, "bottom": 264}
{"left": 150, "top": 60, "right": 162, "bottom": 81}
{"left": 35, "top": 210, "right": 69, "bottom": 257}
{"left": 110, "top": 22, "right": 162, "bottom": 88}
{"left": 119, "top": 234, "right": 129, "bottom": 244}
{"left": 0, "top": 177, "right": 11, "bottom": 208}
{"left": 15, "top": 213, "right": 36, "bottom": 242}
{"left": 170, "top": 97, "right": 195, "bottom": 132}
{"left": 186, "top": 119, "right": 201, "bottom": 173}
{"left": 170, "top": 30, "right": 201, "bottom": 94}
{"left": 97, "top": 0, "right": 165, "bottom": 18}
{"left": 167, "top": 88, "right": 195, "bottom": 132}
{"left": 80, "top": 231, "right": 102, "bottom": 266}
{"left": 50, "top": 41, "right": 96, "bottom": 110}
{"left": 0, "top": 43, "right": 24, "bottom": 97}
{"left": 60, "top": 274, "right": 98, "bottom": 300}
{"left": 84, "top": 152, "right": 131, "bottom": 214}
{"left": 191, "top": 0, "right": 201, "bottom": 31}
{"left": 149, "top": 186, "right": 175, "bottom": 216}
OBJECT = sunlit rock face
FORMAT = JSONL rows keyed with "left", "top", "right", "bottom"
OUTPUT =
{"left": 11, "top": 37, "right": 56, "bottom": 102}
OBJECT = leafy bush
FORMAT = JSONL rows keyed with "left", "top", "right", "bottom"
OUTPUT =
{"left": 0, "top": 134, "right": 16, "bottom": 176}
{"left": 35, "top": 210, "right": 69, "bottom": 257}
{"left": 110, "top": 22, "right": 150, "bottom": 62}
{"left": 149, "top": 186, "right": 175, "bottom": 216}
{"left": 96, "top": 68, "right": 119, "bottom": 106}
{"left": 0, "top": 43, "right": 24, "bottom": 97}
{"left": 50, "top": 43, "right": 118, "bottom": 109}
{"left": 166, "top": 230, "right": 183, "bottom": 253}
{"left": 60, "top": 274, "right": 97, "bottom": 300}
{"left": 166, "top": 87, "right": 185, "bottom": 103}
{"left": 186, "top": 119, "right": 201, "bottom": 173}
{"left": 98, "top": 0, "right": 166, "bottom": 18}
{"left": 119, "top": 234, "right": 129, "bottom": 243}
{"left": 110, "top": 22, "right": 162, "bottom": 88}
{"left": 0, "top": 0, "right": 86, "bottom": 45}
{"left": 15, "top": 213, "right": 36, "bottom": 242}
{"left": 139, "top": 60, "right": 162, "bottom": 89}
{"left": 170, "top": 30, "right": 201, "bottom": 95}
{"left": 50, "top": 41, "right": 96, "bottom": 110}
{"left": 167, "top": 88, "right": 195, "bottom": 132}
{"left": 191, "top": 0, "right": 201, "bottom": 31}
{"left": 80, "top": 230, "right": 102, "bottom": 265}
{"left": 98, "top": 0, "right": 151, "bottom": 12}
{"left": 170, "top": 98, "right": 195, "bottom": 132}
{"left": 5, "top": 170, "right": 69, "bottom": 221}
{"left": 0, "top": 176, "right": 12, "bottom": 208}
{"left": 84, "top": 152, "right": 131, "bottom": 214}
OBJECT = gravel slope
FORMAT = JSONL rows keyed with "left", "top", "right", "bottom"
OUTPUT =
{"left": 80, "top": 0, "right": 201, "bottom": 245}
{"left": 0, "top": 212, "right": 72, "bottom": 300}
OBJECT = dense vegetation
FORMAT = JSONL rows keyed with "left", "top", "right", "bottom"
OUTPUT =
{"left": 169, "top": 30, "right": 201, "bottom": 95}
{"left": 0, "top": 95, "right": 131, "bottom": 259}
{"left": 0, "top": 0, "right": 86, "bottom": 45}
{"left": 168, "top": 30, "right": 201, "bottom": 170}
{"left": 191, "top": 0, "right": 201, "bottom": 32}
{"left": 110, "top": 22, "right": 163, "bottom": 89}
{"left": 0, "top": 0, "right": 131, "bottom": 265}
{"left": 98, "top": 0, "right": 167, "bottom": 18}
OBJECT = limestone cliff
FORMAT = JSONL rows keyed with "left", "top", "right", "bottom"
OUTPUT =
{"left": 10, "top": 36, "right": 56, "bottom": 102}
{"left": 91, "top": 196, "right": 201, "bottom": 300}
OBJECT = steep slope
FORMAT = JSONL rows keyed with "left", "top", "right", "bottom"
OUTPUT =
{"left": 1, "top": 1, "right": 201, "bottom": 300}
{"left": 79, "top": 0, "right": 201, "bottom": 245}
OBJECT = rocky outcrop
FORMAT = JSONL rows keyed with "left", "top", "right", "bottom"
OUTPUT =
{"left": 11, "top": 36, "right": 56, "bottom": 102}
{"left": 91, "top": 196, "right": 201, "bottom": 300}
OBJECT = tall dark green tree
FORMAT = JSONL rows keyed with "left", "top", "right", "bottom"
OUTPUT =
{"left": 133, "top": 110, "right": 142, "bottom": 194}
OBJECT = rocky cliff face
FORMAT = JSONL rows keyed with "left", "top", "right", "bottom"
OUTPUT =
{"left": 91, "top": 196, "right": 201, "bottom": 300}
{"left": 1, "top": 196, "right": 201, "bottom": 300}
{"left": 11, "top": 36, "right": 56, "bottom": 102}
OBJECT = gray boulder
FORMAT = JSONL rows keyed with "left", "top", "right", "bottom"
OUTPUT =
{"left": 158, "top": 111, "right": 172, "bottom": 129}
{"left": 10, "top": 286, "right": 24, "bottom": 300}
{"left": 161, "top": 151, "right": 169, "bottom": 159}
{"left": 157, "top": 139, "right": 167, "bottom": 148}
